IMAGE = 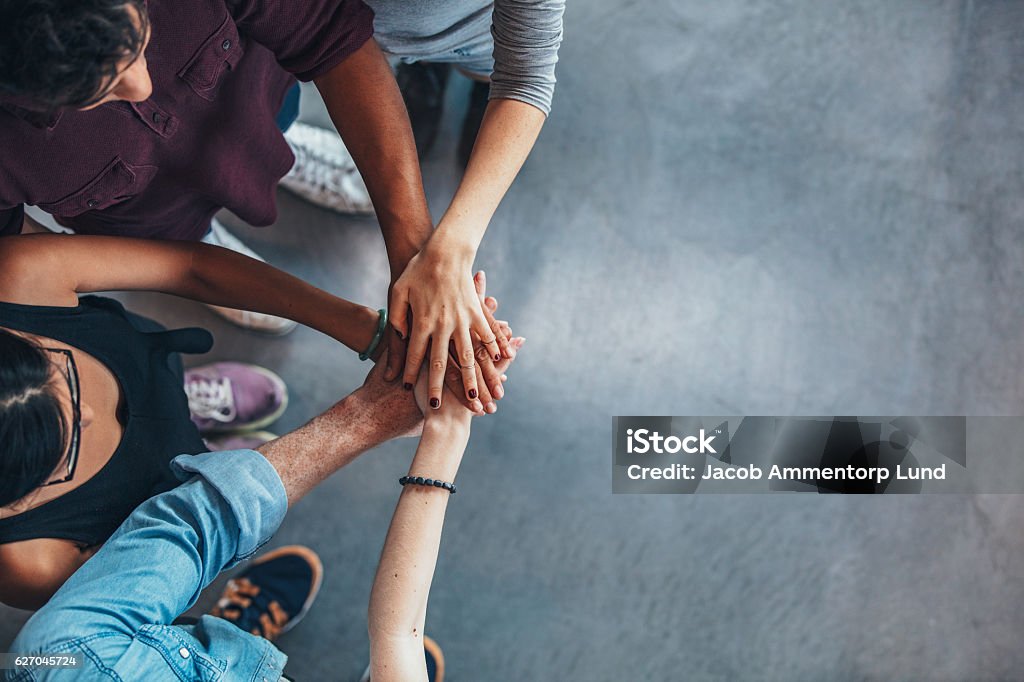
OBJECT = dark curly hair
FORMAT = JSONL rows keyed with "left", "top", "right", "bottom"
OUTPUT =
{"left": 0, "top": 0, "right": 149, "bottom": 111}
{"left": 0, "top": 329, "right": 69, "bottom": 508}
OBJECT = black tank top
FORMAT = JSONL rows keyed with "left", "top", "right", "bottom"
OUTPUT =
{"left": 0, "top": 295, "right": 213, "bottom": 547}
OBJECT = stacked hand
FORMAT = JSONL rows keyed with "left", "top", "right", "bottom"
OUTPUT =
{"left": 363, "top": 270, "right": 523, "bottom": 435}
{"left": 385, "top": 267, "right": 522, "bottom": 415}
{"left": 385, "top": 242, "right": 516, "bottom": 411}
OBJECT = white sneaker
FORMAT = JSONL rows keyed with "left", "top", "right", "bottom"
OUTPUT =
{"left": 200, "top": 219, "right": 298, "bottom": 335}
{"left": 280, "top": 121, "right": 375, "bottom": 215}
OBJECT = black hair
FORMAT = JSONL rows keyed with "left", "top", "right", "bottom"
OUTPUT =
{"left": 0, "top": 329, "right": 68, "bottom": 508}
{"left": 0, "top": 0, "right": 148, "bottom": 110}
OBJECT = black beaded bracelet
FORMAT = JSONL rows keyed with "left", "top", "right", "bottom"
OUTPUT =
{"left": 399, "top": 475, "right": 457, "bottom": 494}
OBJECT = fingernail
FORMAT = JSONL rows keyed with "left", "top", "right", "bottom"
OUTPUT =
{"left": 404, "top": 382, "right": 413, "bottom": 391}
{"left": 501, "top": 374, "right": 508, "bottom": 381}
{"left": 486, "top": 402, "right": 497, "bottom": 414}
{"left": 468, "top": 389, "right": 478, "bottom": 399}
{"left": 472, "top": 400, "right": 484, "bottom": 412}
{"left": 495, "top": 353, "right": 501, "bottom": 361}
{"left": 430, "top": 397, "right": 440, "bottom": 409}
{"left": 493, "top": 384, "right": 504, "bottom": 399}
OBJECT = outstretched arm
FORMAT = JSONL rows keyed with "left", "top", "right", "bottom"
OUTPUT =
{"left": 368, "top": 415, "right": 469, "bottom": 682}
{"left": 387, "top": 0, "right": 563, "bottom": 408}
{"left": 367, "top": 335, "right": 524, "bottom": 681}
{"left": 0, "top": 233, "right": 380, "bottom": 353}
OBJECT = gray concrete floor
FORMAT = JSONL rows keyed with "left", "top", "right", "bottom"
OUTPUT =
{"left": 5, "top": 0, "right": 1024, "bottom": 679}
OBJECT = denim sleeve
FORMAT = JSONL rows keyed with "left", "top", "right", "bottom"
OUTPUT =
{"left": 9, "top": 450, "right": 287, "bottom": 669}
{"left": 490, "top": 0, "right": 566, "bottom": 115}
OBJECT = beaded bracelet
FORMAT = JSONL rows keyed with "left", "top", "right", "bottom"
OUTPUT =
{"left": 359, "top": 308, "right": 388, "bottom": 361}
{"left": 399, "top": 475, "right": 457, "bottom": 494}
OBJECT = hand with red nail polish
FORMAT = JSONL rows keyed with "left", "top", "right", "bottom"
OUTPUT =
{"left": 433, "top": 270, "right": 516, "bottom": 416}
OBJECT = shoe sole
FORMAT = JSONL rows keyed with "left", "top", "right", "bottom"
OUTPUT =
{"left": 278, "top": 183, "right": 376, "bottom": 216}
{"left": 200, "top": 364, "right": 290, "bottom": 434}
{"left": 424, "top": 635, "right": 445, "bottom": 682}
{"left": 251, "top": 545, "right": 324, "bottom": 636}
{"left": 206, "top": 304, "right": 299, "bottom": 336}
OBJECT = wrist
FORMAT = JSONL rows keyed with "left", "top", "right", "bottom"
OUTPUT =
{"left": 410, "top": 420, "right": 470, "bottom": 480}
{"left": 332, "top": 304, "right": 380, "bottom": 354}
{"left": 383, "top": 220, "right": 433, "bottom": 277}
{"left": 422, "top": 415, "right": 471, "bottom": 444}
{"left": 424, "top": 228, "right": 476, "bottom": 266}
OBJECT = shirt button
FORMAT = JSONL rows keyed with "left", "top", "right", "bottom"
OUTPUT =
{"left": 221, "top": 39, "right": 232, "bottom": 50}
{"left": 152, "top": 112, "right": 165, "bottom": 124}
{"left": 86, "top": 199, "right": 99, "bottom": 208}
{"left": 178, "top": 647, "right": 190, "bottom": 659}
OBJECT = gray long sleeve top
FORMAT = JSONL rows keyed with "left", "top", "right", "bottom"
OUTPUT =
{"left": 366, "top": 0, "right": 566, "bottom": 114}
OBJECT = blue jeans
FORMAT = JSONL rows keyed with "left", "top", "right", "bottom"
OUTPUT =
{"left": 276, "top": 83, "right": 301, "bottom": 132}
{"left": 7, "top": 450, "right": 290, "bottom": 681}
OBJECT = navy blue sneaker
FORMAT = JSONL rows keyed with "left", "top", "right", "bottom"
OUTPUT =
{"left": 209, "top": 545, "right": 323, "bottom": 641}
{"left": 359, "top": 635, "right": 445, "bottom": 682}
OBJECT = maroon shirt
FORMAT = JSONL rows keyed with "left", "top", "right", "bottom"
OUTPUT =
{"left": 0, "top": 0, "right": 374, "bottom": 240}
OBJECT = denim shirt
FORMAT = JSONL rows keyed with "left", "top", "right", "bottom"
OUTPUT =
{"left": 5, "top": 450, "right": 290, "bottom": 682}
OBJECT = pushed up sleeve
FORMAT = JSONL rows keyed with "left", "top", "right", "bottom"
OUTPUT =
{"left": 489, "top": 0, "right": 566, "bottom": 115}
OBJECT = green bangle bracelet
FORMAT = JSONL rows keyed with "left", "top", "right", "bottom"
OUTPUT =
{"left": 359, "top": 308, "right": 388, "bottom": 361}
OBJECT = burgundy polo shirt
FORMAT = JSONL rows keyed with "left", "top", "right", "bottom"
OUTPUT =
{"left": 0, "top": 0, "right": 374, "bottom": 240}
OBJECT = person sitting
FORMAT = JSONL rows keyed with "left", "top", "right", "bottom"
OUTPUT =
{"left": 0, "top": 233, "right": 509, "bottom": 610}
{"left": 6, "top": 339, "right": 524, "bottom": 681}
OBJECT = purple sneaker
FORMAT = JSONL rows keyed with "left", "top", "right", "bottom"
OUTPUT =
{"left": 185, "top": 362, "right": 288, "bottom": 434}
{"left": 205, "top": 430, "right": 278, "bottom": 451}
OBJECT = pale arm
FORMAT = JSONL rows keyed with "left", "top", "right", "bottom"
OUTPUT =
{"left": 430, "top": 99, "right": 545, "bottom": 254}
{"left": 367, "top": 419, "right": 470, "bottom": 682}
{"left": 367, "top": 342, "right": 481, "bottom": 681}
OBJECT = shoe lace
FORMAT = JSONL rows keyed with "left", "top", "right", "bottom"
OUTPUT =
{"left": 185, "top": 375, "right": 237, "bottom": 422}
{"left": 211, "top": 577, "right": 291, "bottom": 640}
{"left": 286, "top": 135, "right": 367, "bottom": 209}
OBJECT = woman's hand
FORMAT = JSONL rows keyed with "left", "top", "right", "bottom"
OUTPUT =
{"left": 412, "top": 315, "right": 524, "bottom": 422}
{"left": 387, "top": 239, "right": 514, "bottom": 411}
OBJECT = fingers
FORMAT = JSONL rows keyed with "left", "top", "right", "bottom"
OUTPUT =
{"left": 493, "top": 337, "right": 525, "bottom": 374}
{"left": 402, "top": 324, "right": 430, "bottom": 391}
{"left": 383, "top": 327, "right": 405, "bottom": 382}
{"left": 387, "top": 286, "right": 412, "bottom": 383}
{"left": 473, "top": 270, "right": 509, "bottom": 358}
{"left": 452, "top": 326, "right": 482, "bottom": 409}
{"left": 471, "top": 309, "right": 502, "bottom": 364}
{"left": 427, "top": 337, "right": 449, "bottom": 410}
{"left": 483, "top": 304, "right": 514, "bottom": 360}
{"left": 474, "top": 270, "right": 487, "bottom": 299}
{"left": 443, "top": 358, "right": 486, "bottom": 415}
{"left": 389, "top": 286, "right": 410, "bottom": 340}
{"left": 474, "top": 335, "right": 504, "bottom": 403}
{"left": 468, "top": 358, "right": 495, "bottom": 413}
